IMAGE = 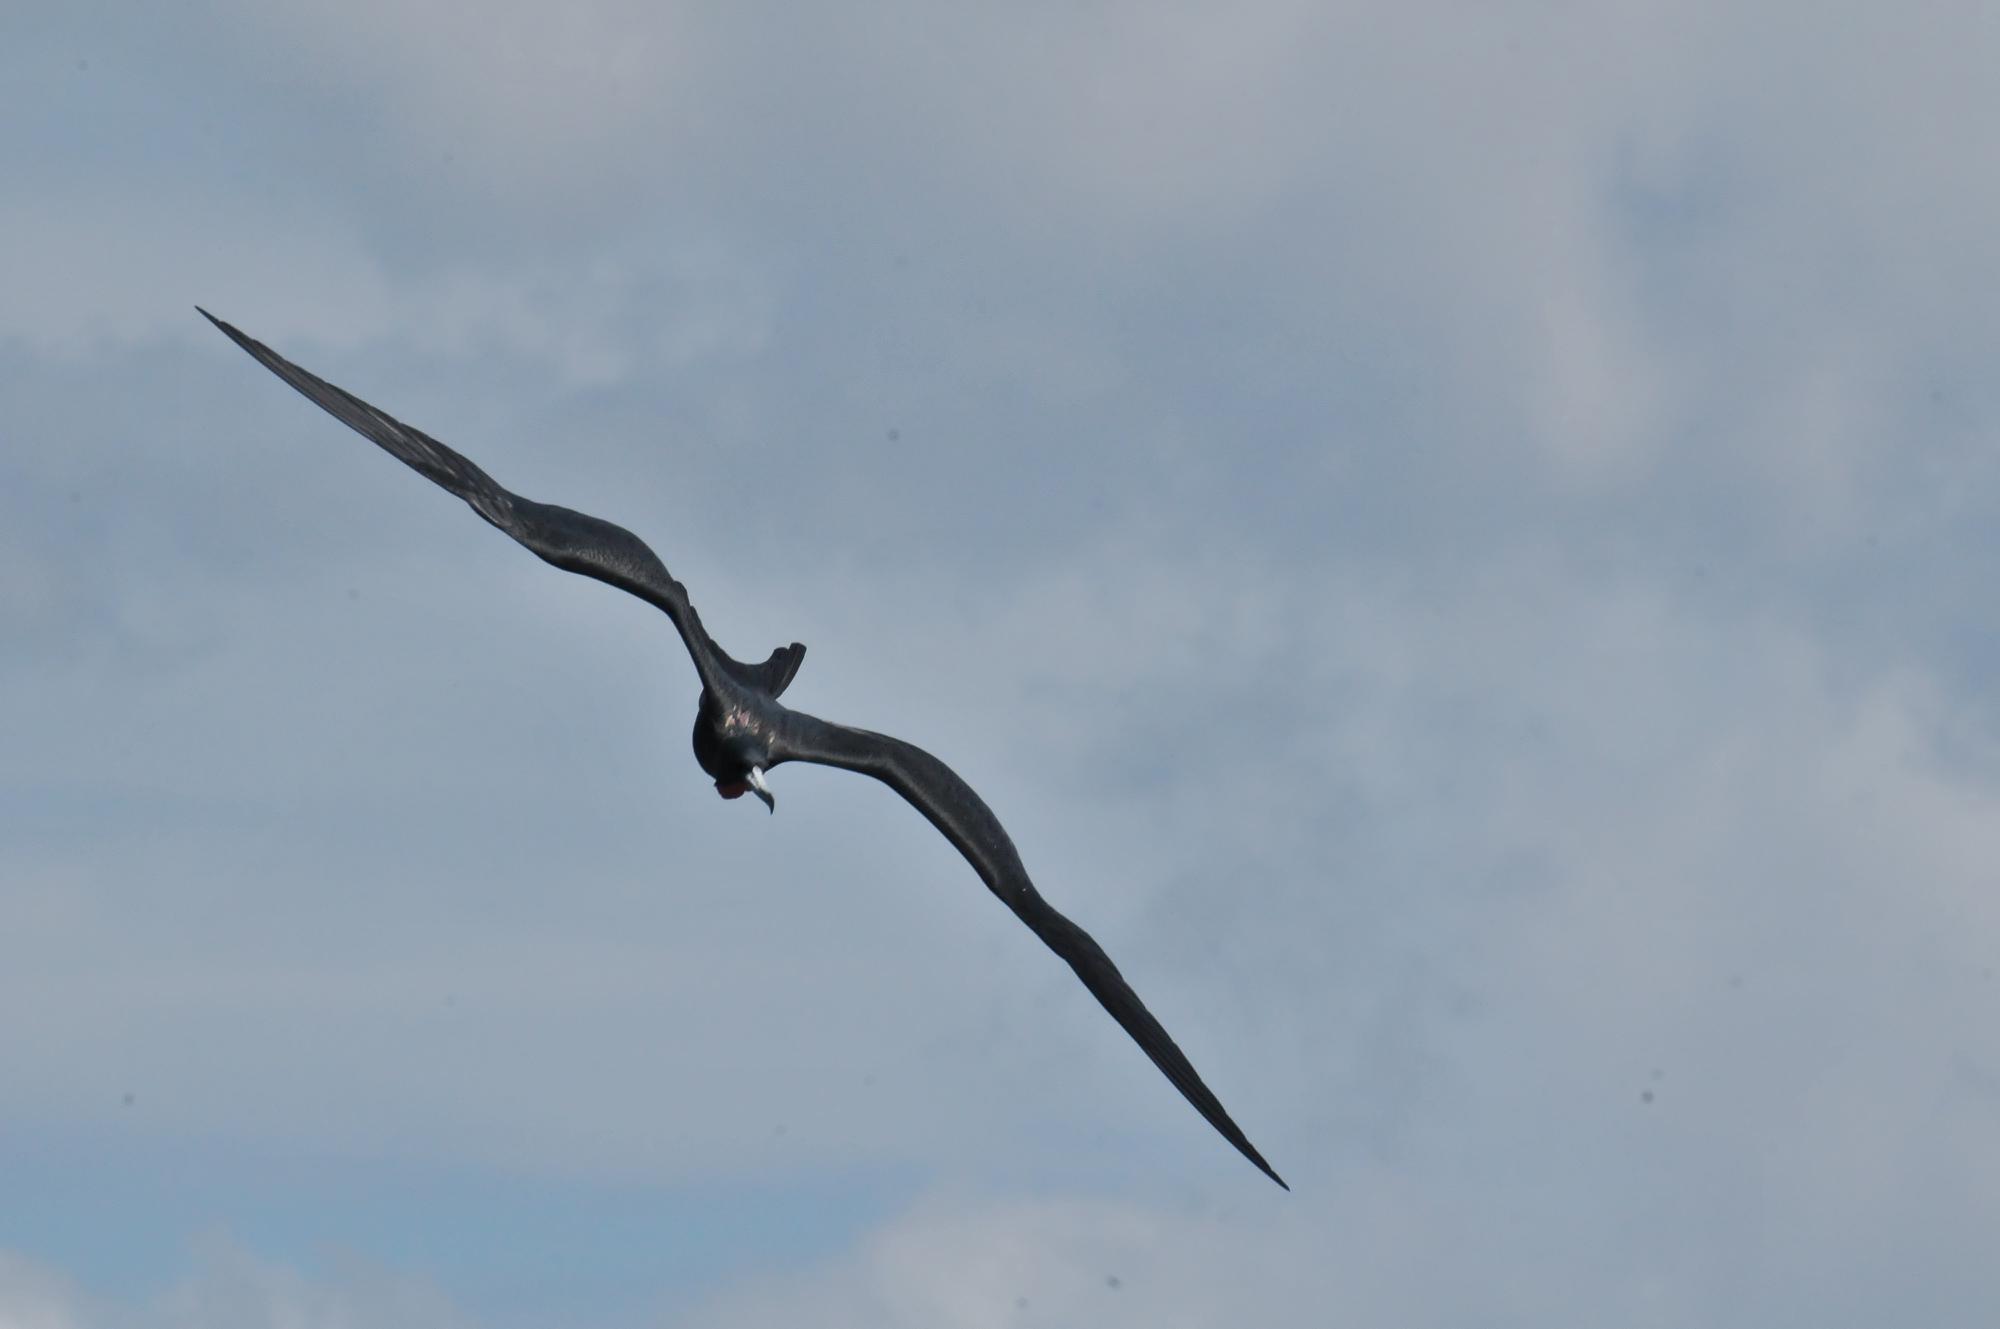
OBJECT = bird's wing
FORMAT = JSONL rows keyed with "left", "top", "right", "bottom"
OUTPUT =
{"left": 772, "top": 709, "right": 1287, "bottom": 1189}
{"left": 200, "top": 310, "right": 804, "bottom": 700}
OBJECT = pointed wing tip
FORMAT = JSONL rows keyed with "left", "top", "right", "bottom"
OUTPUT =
{"left": 1240, "top": 1145, "right": 1288, "bottom": 1190}
{"left": 197, "top": 307, "right": 249, "bottom": 347}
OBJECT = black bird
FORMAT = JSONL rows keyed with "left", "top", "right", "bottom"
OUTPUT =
{"left": 200, "top": 309, "right": 1286, "bottom": 1189}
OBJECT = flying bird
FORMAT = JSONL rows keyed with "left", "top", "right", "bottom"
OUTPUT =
{"left": 200, "top": 308, "right": 1286, "bottom": 1190}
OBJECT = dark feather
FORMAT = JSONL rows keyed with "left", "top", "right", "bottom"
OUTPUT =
{"left": 198, "top": 308, "right": 804, "bottom": 700}
{"left": 773, "top": 711, "right": 1288, "bottom": 1189}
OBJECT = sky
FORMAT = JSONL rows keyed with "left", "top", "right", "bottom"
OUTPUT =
{"left": 4, "top": 1, "right": 1999, "bottom": 1324}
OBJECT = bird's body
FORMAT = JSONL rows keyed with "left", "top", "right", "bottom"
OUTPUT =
{"left": 201, "top": 309, "right": 1286, "bottom": 1189}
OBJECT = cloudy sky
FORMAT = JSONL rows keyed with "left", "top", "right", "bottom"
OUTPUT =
{"left": 5, "top": 2, "right": 1999, "bottom": 1325}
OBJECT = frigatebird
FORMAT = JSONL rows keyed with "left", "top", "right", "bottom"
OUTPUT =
{"left": 200, "top": 309, "right": 1286, "bottom": 1190}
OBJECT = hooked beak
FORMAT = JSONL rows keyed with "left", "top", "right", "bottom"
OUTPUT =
{"left": 746, "top": 765, "right": 775, "bottom": 813}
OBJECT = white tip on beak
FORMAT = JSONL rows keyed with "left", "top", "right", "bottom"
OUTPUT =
{"left": 746, "top": 765, "right": 774, "bottom": 813}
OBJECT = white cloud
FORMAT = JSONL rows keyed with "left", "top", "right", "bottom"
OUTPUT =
{"left": 679, "top": 1195, "right": 1301, "bottom": 1329}
{"left": 0, "top": 1246, "right": 467, "bottom": 1329}
{"left": 212, "top": 0, "right": 707, "bottom": 194}
{"left": 0, "top": 190, "right": 774, "bottom": 389}
{"left": 0, "top": 1253, "right": 86, "bottom": 1329}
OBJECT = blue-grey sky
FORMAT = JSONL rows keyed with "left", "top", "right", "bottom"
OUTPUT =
{"left": 5, "top": 2, "right": 1999, "bottom": 1325}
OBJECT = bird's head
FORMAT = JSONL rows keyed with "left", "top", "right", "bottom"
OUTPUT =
{"left": 692, "top": 702, "right": 776, "bottom": 813}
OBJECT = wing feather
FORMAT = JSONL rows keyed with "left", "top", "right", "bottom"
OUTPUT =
{"left": 774, "top": 711, "right": 1287, "bottom": 1188}
{"left": 200, "top": 309, "right": 803, "bottom": 698}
